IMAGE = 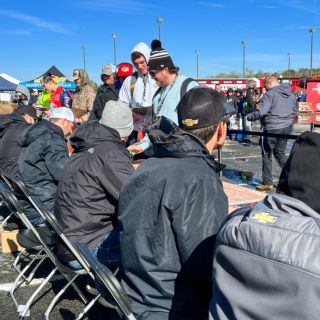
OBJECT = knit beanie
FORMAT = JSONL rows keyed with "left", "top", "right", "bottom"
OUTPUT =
{"left": 148, "top": 47, "right": 175, "bottom": 72}
{"left": 100, "top": 100, "right": 133, "bottom": 138}
{"left": 177, "top": 87, "right": 226, "bottom": 130}
{"left": 277, "top": 131, "right": 320, "bottom": 213}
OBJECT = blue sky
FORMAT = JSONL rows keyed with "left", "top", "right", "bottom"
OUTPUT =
{"left": 1, "top": 0, "right": 320, "bottom": 83}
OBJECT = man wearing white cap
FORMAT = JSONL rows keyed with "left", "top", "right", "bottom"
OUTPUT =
{"left": 89, "top": 64, "right": 119, "bottom": 120}
{"left": 18, "top": 107, "right": 75, "bottom": 225}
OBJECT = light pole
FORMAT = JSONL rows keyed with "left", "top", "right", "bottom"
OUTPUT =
{"left": 81, "top": 45, "right": 86, "bottom": 71}
{"left": 287, "top": 53, "right": 291, "bottom": 77}
{"left": 195, "top": 50, "right": 199, "bottom": 78}
{"left": 112, "top": 33, "right": 117, "bottom": 65}
{"left": 156, "top": 18, "right": 164, "bottom": 41}
{"left": 241, "top": 40, "right": 247, "bottom": 78}
{"left": 309, "top": 28, "right": 316, "bottom": 77}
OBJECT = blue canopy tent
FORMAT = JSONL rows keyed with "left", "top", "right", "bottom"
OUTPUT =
{"left": 0, "top": 76, "right": 18, "bottom": 91}
{"left": 19, "top": 65, "right": 76, "bottom": 90}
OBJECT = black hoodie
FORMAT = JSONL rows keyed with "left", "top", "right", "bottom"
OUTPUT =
{"left": 54, "top": 121, "right": 134, "bottom": 252}
{"left": 0, "top": 113, "right": 30, "bottom": 176}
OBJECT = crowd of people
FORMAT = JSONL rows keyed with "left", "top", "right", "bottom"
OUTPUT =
{"left": 0, "top": 39, "right": 316, "bottom": 320}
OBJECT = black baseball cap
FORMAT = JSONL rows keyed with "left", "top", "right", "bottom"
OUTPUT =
{"left": 177, "top": 87, "right": 226, "bottom": 130}
{"left": 16, "top": 105, "right": 37, "bottom": 119}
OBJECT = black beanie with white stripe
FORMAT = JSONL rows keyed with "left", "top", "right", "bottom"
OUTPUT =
{"left": 147, "top": 47, "right": 175, "bottom": 71}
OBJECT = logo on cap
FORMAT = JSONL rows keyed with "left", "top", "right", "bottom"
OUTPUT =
{"left": 182, "top": 119, "right": 199, "bottom": 127}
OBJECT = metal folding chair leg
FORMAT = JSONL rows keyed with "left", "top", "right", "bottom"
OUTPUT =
{"left": 69, "top": 277, "right": 88, "bottom": 305}
{"left": 10, "top": 249, "right": 44, "bottom": 309}
{"left": 25, "top": 253, "right": 48, "bottom": 285}
{"left": 44, "top": 273, "right": 79, "bottom": 319}
{"left": 12, "top": 248, "right": 45, "bottom": 282}
{"left": 75, "top": 294, "right": 101, "bottom": 320}
{"left": 0, "top": 211, "right": 13, "bottom": 228}
{"left": 19, "top": 267, "right": 58, "bottom": 319}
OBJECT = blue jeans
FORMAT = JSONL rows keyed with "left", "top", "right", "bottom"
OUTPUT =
{"left": 68, "top": 228, "right": 120, "bottom": 270}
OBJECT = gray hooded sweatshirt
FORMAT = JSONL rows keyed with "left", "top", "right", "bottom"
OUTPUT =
{"left": 247, "top": 83, "right": 298, "bottom": 130}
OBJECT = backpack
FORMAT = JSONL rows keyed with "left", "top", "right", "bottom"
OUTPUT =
{"left": 153, "top": 77, "right": 194, "bottom": 102}
{"left": 210, "top": 193, "right": 320, "bottom": 320}
{"left": 130, "top": 71, "right": 139, "bottom": 99}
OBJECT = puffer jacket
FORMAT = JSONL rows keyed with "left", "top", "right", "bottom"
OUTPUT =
{"left": 119, "top": 117, "right": 228, "bottom": 320}
{"left": 89, "top": 84, "right": 119, "bottom": 120}
{"left": 55, "top": 121, "right": 134, "bottom": 252}
{"left": 0, "top": 113, "right": 30, "bottom": 176}
{"left": 18, "top": 120, "right": 68, "bottom": 223}
{"left": 211, "top": 193, "right": 320, "bottom": 320}
{"left": 72, "top": 69, "right": 96, "bottom": 123}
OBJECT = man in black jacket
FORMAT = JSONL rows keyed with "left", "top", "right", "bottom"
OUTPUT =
{"left": 89, "top": 64, "right": 119, "bottom": 120}
{"left": 18, "top": 107, "right": 75, "bottom": 225}
{"left": 55, "top": 100, "right": 134, "bottom": 268}
{"left": 0, "top": 105, "right": 37, "bottom": 177}
{"left": 118, "top": 87, "right": 229, "bottom": 320}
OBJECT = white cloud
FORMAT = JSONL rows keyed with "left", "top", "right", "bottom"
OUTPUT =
{"left": 78, "top": 0, "right": 158, "bottom": 14}
{"left": 0, "top": 9, "right": 75, "bottom": 35}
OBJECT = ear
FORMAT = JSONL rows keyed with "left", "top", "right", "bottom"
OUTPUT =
{"left": 215, "top": 122, "right": 227, "bottom": 149}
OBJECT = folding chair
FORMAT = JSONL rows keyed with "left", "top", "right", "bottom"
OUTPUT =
{"left": 2, "top": 172, "right": 134, "bottom": 320}
{"left": 75, "top": 242, "right": 136, "bottom": 320}
{"left": 0, "top": 173, "right": 48, "bottom": 285}
{"left": 3, "top": 172, "right": 136, "bottom": 320}
{"left": 0, "top": 180, "right": 89, "bottom": 319}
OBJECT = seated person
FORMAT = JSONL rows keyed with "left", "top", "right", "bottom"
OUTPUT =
{"left": 0, "top": 105, "right": 37, "bottom": 177}
{"left": 18, "top": 107, "right": 74, "bottom": 225}
{"left": 54, "top": 100, "right": 134, "bottom": 268}
{"left": 210, "top": 131, "right": 320, "bottom": 320}
{"left": 118, "top": 87, "right": 229, "bottom": 320}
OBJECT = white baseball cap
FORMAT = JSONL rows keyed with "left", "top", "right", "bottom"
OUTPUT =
{"left": 50, "top": 107, "right": 75, "bottom": 123}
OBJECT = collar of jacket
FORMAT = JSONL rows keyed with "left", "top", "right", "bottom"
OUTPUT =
{"left": 148, "top": 116, "right": 226, "bottom": 173}
{"left": 41, "top": 119, "right": 65, "bottom": 138}
{"left": 70, "top": 120, "right": 123, "bottom": 152}
{"left": 99, "top": 83, "right": 117, "bottom": 92}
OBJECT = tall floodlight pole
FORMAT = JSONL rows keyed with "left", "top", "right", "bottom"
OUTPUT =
{"left": 241, "top": 40, "right": 247, "bottom": 78}
{"left": 309, "top": 29, "right": 316, "bottom": 77}
{"left": 112, "top": 33, "right": 117, "bottom": 65}
{"left": 288, "top": 53, "right": 291, "bottom": 77}
{"left": 156, "top": 18, "right": 164, "bottom": 41}
{"left": 81, "top": 45, "right": 86, "bottom": 70}
{"left": 195, "top": 50, "right": 199, "bottom": 78}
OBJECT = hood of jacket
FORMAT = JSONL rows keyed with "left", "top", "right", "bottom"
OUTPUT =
{"left": 147, "top": 116, "right": 225, "bottom": 171}
{"left": 75, "top": 69, "right": 90, "bottom": 90}
{"left": 0, "top": 113, "right": 26, "bottom": 138}
{"left": 131, "top": 42, "right": 151, "bottom": 63}
{"left": 269, "top": 83, "right": 293, "bottom": 98}
{"left": 21, "top": 120, "right": 64, "bottom": 147}
{"left": 262, "top": 193, "right": 320, "bottom": 219}
{"left": 70, "top": 120, "right": 122, "bottom": 152}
